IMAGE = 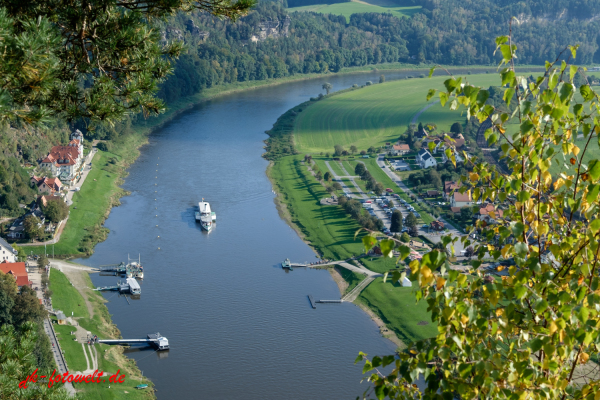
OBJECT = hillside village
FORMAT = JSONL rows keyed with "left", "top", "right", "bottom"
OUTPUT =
{"left": 2, "top": 130, "right": 94, "bottom": 245}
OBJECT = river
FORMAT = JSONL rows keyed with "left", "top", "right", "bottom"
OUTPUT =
{"left": 75, "top": 69, "right": 470, "bottom": 399}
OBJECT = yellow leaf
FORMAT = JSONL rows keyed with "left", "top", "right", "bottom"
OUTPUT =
{"left": 573, "top": 145, "right": 580, "bottom": 156}
{"left": 501, "top": 245, "right": 512, "bottom": 259}
{"left": 496, "top": 308, "right": 504, "bottom": 317}
{"left": 497, "top": 265, "right": 505, "bottom": 271}
{"left": 420, "top": 265, "right": 433, "bottom": 286}
{"left": 554, "top": 177, "right": 565, "bottom": 190}
{"left": 580, "top": 352, "right": 590, "bottom": 364}
{"left": 542, "top": 170, "right": 552, "bottom": 186}
{"left": 461, "top": 315, "right": 469, "bottom": 324}
{"left": 436, "top": 276, "right": 446, "bottom": 290}
{"left": 469, "top": 172, "right": 479, "bottom": 182}
{"left": 549, "top": 321, "right": 558, "bottom": 334}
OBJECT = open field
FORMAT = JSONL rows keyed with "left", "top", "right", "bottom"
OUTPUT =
{"left": 289, "top": 2, "right": 421, "bottom": 22}
{"left": 294, "top": 74, "right": 501, "bottom": 154}
{"left": 358, "top": 278, "right": 438, "bottom": 343}
{"left": 50, "top": 269, "right": 90, "bottom": 319}
{"left": 269, "top": 155, "right": 366, "bottom": 259}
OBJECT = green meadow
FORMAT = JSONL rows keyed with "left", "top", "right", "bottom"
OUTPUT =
{"left": 294, "top": 74, "right": 500, "bottom": 154}
{"left": 289, "top": 2, "right": 421, "bottom": 22}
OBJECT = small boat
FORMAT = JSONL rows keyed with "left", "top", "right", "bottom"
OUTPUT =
{"left": 281, "top": 258, "right": 292, "bottom": 270}
{"left": 196, "top": 199, "right": 215, "bottom": 231}
{"left": 135, "top": 384, "right": 149, "bottom": 390}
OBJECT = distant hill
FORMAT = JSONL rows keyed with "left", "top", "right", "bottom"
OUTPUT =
{"left": 288, "top": 1, "right": 421, "bottom": 22}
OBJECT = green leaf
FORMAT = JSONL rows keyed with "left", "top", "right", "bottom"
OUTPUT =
{"left": 476, "top": 90, "right": 489, "bottom": 107}
{"left": 588, "top": 160, "right": 600, "bottom": 182}
{"left": 439, "top": 92, "right": 448, "bottom": 107}
{"left": 515, "top": 285, "right": 527, "bottom": 299}
{"left": 426, "top": 89, "right": 436, "bottom": 101}
{"left": 380, "top": 239, "right": 394, "bottom": 258}
{"left": 535, "top": 300, "right": 548, "bottom": 314}
{"left": 398, "top": 245, "right": 410, "bottom": 260}
{"left": 591, "top": 219, "right": 600, "bottom": 234}
{"left": 428, "top": 66, "right": 436, "bottom": 78}
{"left": 375, "top": 385, "right": 385, "bottom": 400}
{"left": 587, "top": 184, "right": 600, "bottom": 205}
{"left": 514, "top": 242, "right": 528, "bottom": 257}
{"left": 570, "top": 65, "right": 579, "bottom": 82}
{"left": 444, "top": 78, "right": 458, "bottom": 93}
{"left": 579, "top": 307, "right": 590, "bottom": 323}
{"left": 580, "top": 85, "right": 595, "bottom": 101}
{"left": 503, "top": 88, "right": 515, "bottom": 107}
{"left": 362, "top": 235, "right": 377, "bottom": 253}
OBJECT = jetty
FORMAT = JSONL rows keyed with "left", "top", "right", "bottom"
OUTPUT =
{"left": 91, "top": 333, "right": 169, "bottom": 351}
{"left": 94, "top": 278, "right": 141, "bottom": 295}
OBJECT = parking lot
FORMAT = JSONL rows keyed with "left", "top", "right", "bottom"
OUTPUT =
{"left": 361, "top": 193, "right": 422, "bottom": 236}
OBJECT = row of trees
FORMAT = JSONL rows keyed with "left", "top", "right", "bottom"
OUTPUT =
{"left": 338, "top": 196, "right": 384, "bottom": 232}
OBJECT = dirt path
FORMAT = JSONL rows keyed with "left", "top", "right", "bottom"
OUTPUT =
{"left": 50, "top": 260, "right": 98, "bottom": 319}
{"left": 411, "top": 100, "right": 440, "bottom": 125}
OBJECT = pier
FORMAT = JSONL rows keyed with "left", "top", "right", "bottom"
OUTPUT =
{"left": 92, "top": 333, "right": 169, "bottom": 350}
{"left": 307, "top": 295, "right": 316, "bottom": 309}
{"left": 94, "top": 278, "right": 141, "bottom": 295}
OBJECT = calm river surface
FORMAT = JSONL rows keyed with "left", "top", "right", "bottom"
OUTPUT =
{"left": 75, "top": 70, "right": 465, "bottom": 399}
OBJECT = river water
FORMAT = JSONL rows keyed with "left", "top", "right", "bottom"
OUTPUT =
{"left": 75, "top": 69, "right": 475, "bottom": 399}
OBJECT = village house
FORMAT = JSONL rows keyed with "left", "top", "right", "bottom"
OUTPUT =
{"left": 0, "top": 261, "right": 31, "bottom": 288}
{"left": 451, "top": 191, "right": 472, "bottom": 208}
{"left": 414, "top": 127, "right": 429, "bottom": 139}
{"left": 478, "top": 203, "right": 503, "bottom": 224}
{"left": 430, "top": 220, "right": 445, "bottom": 231}
{"left": 6, "top": 203, "right": 46, "bottom": 240}
{"left": 426, "top": 190, "right": 440, "bottom": 197}
{"left": 416, "top": 148, "right": 437, "bottom": 169}
{"left": 434, "top": 134, "right": 466, "bottom": 154}
{"left": 31, "top": 176, "right": 62, "bottom": 195}
{"left": 391, "top": 143, "right": 410, "bottom": 155}
{"left": 0, "top": 238, "right": 17, "bottom": 263}
{"left": 444, "top": 181, "right": 460, "bottom": 201}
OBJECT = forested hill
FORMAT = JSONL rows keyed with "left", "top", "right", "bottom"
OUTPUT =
{"left": 157, "top": 0, "right": 600, "bottom": 103}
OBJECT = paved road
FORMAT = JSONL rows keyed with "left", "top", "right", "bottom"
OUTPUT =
{"left": 375, "top": 154, "right": 466, "bottom": 253}
{"left": 43, "top": 318, "right": 75, "bottom": 396}
{"left": 411, "top": 100, "right": 441, "bottom": 125}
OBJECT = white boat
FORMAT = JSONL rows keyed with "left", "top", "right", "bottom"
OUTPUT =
{"left": 196, "top": 199, "right": 216, "bottom": 231}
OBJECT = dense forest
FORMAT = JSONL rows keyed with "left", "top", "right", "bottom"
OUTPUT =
{"left": 155, "top": 0, "right": 600, "bottom": 104}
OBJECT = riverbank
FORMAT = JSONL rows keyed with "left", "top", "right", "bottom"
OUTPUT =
{"left": 48, "top": 260, "right": 155, "bottom": 399}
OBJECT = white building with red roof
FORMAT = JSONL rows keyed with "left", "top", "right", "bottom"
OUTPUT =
{"left": 0, "top": 238, "right": 17, "bottom": 263}
{"left": 39, "top": 130, "right": 84, "bottom": 184}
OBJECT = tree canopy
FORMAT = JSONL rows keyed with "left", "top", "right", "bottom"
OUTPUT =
{"left": 0, "top": 0, "right": 254, "bottom": 126}
{"left": 358, "top": 32, "right": 600, "bottom": 399}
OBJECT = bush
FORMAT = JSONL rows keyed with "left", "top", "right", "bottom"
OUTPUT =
{"left": 365, "top": 81, "right": 372, "bottom": 86}
{"left": 96, "top": 142, "right": 108, "bottom": 152}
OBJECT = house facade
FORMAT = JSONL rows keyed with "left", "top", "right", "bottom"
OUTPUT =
{"left": 478, "top": 203, "right": 503, "bottom": 224}
{"left": 416, "top": 149, "right": 437, "bottom": 169}
{"left": 444, "top": 181, "right": 460, "bottom": 201}
{"left": 451, "top": 191, "right": 472, "bottom": 208}
{"left": 39, "top": 130, "right": 84, "bottom": 185}
{"left": 0, "top": 238, "right": 17, "bottom": 263}
{"left": 441, "top": 148, "right": 465, "bottom": 164}
{"left": 391, "top": 144, "right": 410, "bottom": 155}
{"left": 31, "top": 176, "right": 62, "bottom": 195}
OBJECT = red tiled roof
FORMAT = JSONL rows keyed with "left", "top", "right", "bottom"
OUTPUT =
{"left": 393, "top": 144, "right": 410, "bottom": 151}
{"left": 450, "top": 207, "right": 462, "bottom": 213}
{"left": 444, "top": 181, "right": 460, "bottom": 193}
{"left": 430, "top": 220, "right": 444, "bottom": 229}
{"left": 16, "top": 276, "right": 30, "bottom": 287}
{"left": 0, "top": 262, "right": 28, "bottom": 286}
{"left": 479, "top": 204, "right": 503, "bottom": 217}
{"left": 43, "top": 145, "right": 79, "bottom": 166}
{"left": 453, "top": 192, "right": 471, "bottom": 202}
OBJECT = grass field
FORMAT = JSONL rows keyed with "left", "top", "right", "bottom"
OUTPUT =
{"left": 269, "top": 156, "right": 366, "bottom": 259}
{"left": 358, "top": 278, "right": 438, "bottom": 343}
{"left": 50, "top": 269, "right": 89, "bottom": 319}
{"left": 294, "top": 74, "right": 500, "bottom": 154}
{"left": 289, "top": 1, "right": 421, "bottom": 22}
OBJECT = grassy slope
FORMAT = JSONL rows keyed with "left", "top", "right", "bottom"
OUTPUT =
{"left": 289, "top": 2, "right": 421, "bottom": 22}
{"left": 357, "top": 278, "right": 438, "bottom": 343}
{"left": 294, "top": 74, "right": 500, "bottom": 154}
{"left": 270, "top": 155, "right": 365, "bottom": 259}
{"left": 50, "top": 269, "right": 90, "bottom": 319}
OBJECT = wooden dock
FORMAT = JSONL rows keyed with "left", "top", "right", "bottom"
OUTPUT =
{"left": 307, "top": 295, "right": 316, "bottom": 309}
{"left": 316, "top": 299, "right": 343, "bottom": 303}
